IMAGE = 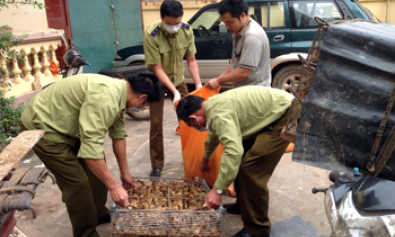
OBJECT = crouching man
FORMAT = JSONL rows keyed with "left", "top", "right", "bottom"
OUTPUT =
{"left": 20, "top": 72, "right": 163, "bottom": 237}
{"left": 176, "top": 86, "right": 293, "bottom": 237}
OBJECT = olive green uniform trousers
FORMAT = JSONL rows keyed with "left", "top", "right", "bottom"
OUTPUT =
{"left": 21, "top": 123, "right": 108, "bottom": 237}
{"left": 149, "top": 82, "right": 188, "bottom": 170}
{"left": 234, "top": 111, "right": 290, "bottom": 236}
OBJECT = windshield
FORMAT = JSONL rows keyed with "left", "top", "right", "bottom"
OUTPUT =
{"left": 191, "top": 8, "right": 221, "bottom": 29}
{"left": 190, "top": 8, "right": 226, "bottom": 38}
{"left": 353, "top": 1, "right": 380, "bottom": 22}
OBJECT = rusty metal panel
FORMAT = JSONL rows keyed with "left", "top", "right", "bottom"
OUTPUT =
{"left": 292, "top": 21, "right": 395, "bottom": 181}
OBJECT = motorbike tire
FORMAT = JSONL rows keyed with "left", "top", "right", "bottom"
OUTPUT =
{"left": 125, "top": 108, "right": 150, "bottom": 121}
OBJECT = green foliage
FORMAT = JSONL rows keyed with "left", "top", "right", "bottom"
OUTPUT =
{"left": 0, "top": 25, "right": 11, "bottom": 30}
{"left": 0, "top": 0, "right": 45, "bottom": 10}
{"left": 0, "top": 31, "right": 24, "bottom": 77}
{"left": 0, "top": 89, "right": 24, "bottom": 146}
{"left": 0, "top": 0, "right": 44, "bottom": 146}
{"left": 0, "top": 1, "right": 46, "bottom": 77}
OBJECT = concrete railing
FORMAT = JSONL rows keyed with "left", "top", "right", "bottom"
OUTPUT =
{"left": 0, "top": 29, "right": 64, "bottom": 98}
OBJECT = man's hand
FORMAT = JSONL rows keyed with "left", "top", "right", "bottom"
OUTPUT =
{"left": 199, "top": 158, "right": 210, "bottom": 173}
{"left": 109, "top": 186, "right": 130, "bottom": 208}
{"left": 196, "top": 83, "right": 202, "bottom": 90}
{"left": 205, "top": 78, "right": 220, "bottom": 90}
{"left": 173, "top": 90, "right": 181, "bottom": 109}
{"left": 203, "top": 189, "right": 221, "bottom": 209}
{"left": 121, "top": 172, "right": 136, "bottom": 189}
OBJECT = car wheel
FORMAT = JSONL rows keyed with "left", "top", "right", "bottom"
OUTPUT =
{"left": 125, "top": 108, "right": 150, "bottom": 121}
{"left": 272, "top": 64, "right": 303, "bottom": 92}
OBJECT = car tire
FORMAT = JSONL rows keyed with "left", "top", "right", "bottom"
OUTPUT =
{"left": 272, "top": 64, "right": 303, "bottom": 92}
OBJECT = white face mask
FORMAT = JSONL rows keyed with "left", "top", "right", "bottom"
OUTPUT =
{"left": 125, "top": 99, "right": 147, "bottom": 113}
{"left": 192, "top": 119, "right": 210, "bottom": 132}
{"left": 163, "top": 23, "right": 181, "bottom": 34}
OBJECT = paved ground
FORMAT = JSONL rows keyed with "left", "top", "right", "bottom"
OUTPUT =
{"left": 15, "top": 97, "right": 333, "bottom": 237}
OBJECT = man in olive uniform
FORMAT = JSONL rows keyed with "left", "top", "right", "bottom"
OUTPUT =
{"left": 176, "top": 86, "right": 293, "bottom": 237}
{"left": 20, "top": 72, "right": 163, "bottom": 237}
{"left": 144, "top": 0, "right": 202, "bottom": 177}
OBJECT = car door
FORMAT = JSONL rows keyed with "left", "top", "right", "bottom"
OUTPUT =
{"left": 185, "top": 7, "right": 232, "bottom": 83}
{"left": 288, "top": 0, "right": 344, "bottom": 53}
{"left": 255, "top": 1, "right": 292, "bottom": 58}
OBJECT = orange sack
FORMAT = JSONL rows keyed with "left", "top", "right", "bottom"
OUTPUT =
{"left": 285, "top": 143, "right": 294, "bottom": 153}
{"left": 49, "top": 60, "right": 59, "bottom": 75}
{"left": 177, "top": 86, "right": 236, "bottom": 197}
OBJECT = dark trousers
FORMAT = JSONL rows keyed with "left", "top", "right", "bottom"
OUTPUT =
{"left": 149, "top": 82, "right": 188, "bottom": 170}
{"left": 234, "top": 111, "right": 290, "bottom": 236}
{"left": 20, "top": 123, "right": 108, "bottom": 237}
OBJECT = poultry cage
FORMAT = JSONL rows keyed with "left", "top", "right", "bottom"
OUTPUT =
{"left": 111, "top": 177, "right": 227, "bottom": 237}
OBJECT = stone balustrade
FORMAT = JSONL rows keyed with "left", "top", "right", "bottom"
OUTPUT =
{"left": 0, "top": 29, "right": 64, "bottom": 98}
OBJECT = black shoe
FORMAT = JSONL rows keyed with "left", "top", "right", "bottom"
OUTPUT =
{"left": 223, "top": 203, "right": 241, "bottom": 215}
{"left": 149, "top": 169, "right": 161, "bottom": 178}
{"left": 97, "top": 213, "right": 111, "bottom": 226}
{"left": 233, "top": 229, "right": 270, "bottom": 237}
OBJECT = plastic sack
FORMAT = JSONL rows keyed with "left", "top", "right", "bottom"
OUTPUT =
{"left": 49, "top": 60, "right": 59, "bottom": 75}
{"left": 285, "top": 143, "right": 294, "bottom": 153}
{"left": 178, "top": 86, "right": 235, "bottom": 196}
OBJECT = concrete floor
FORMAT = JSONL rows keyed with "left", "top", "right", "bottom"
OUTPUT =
{"left": 14, "top": 98, "right": 332, "bottom": 237}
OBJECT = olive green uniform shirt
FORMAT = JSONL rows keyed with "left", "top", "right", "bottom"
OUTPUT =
{"left": 203, "top": 86, "right": 294, "bottom": 190}
{"left": 20, "top": 74, "right": 128, "bottom": 159}
{"left": 143, "top": 20, "right": 196, "bottom": 87}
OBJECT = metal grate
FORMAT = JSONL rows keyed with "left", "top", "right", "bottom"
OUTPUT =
{"left": 111, "top": 178, "right": 226, "bottom": 237}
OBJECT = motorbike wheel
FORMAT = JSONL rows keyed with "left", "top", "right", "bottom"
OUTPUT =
{"left": 125, "top": 107, "right": 150, "bottom": 120}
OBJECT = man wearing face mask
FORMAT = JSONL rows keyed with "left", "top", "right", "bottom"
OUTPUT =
{"left": 176, "top": 86, "right": 293, "bottom": 237}
{"left": 143, "top": 0, "right": 202, "bottom": 178}
{"left": 205, "top": 0, "right": 271, "bottom": 90}
{"left": 19, "top": 72, "right": 163, "bottom": 237}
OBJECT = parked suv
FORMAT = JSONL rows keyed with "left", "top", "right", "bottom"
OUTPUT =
{"left": 107, "top": 0, "right": 378, "bottom": 91}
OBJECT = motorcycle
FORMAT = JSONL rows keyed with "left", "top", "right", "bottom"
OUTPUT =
{"left": 61, "top": 44, "right": 90, "bottom": 78}
{"left": 285, "top": 19, "right": 395, "bottom": 237}
{"left": 313, "top": 168, "right": 395, "bottom": 237}
{"left": 42, "top": 44, "right": 90, "bottom": 91}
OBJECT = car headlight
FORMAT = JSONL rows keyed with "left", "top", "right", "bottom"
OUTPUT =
{"left": 327, "top": 190, "right": 395, "bottom": 237}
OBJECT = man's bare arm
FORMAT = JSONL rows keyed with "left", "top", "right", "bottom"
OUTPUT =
{"left": 151, "top": 64, "right": 177, "bottom": 92}
{"left": 85, "top": 159, "right": 130, "bottom": 207}
{"left": 186, "top": 55, "right": 202, "bottom": 87}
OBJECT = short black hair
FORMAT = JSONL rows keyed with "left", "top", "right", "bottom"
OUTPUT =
{"left": 176, "top": 95, "right": 205, "bottom": 122}
{"left": 160, "top": 0, "right": 184, "bottom": 18}
{"left": 127, "top": 71, "right": 163, "bottom": 103}
{"left": 218, "top": 0, "right": 248, "bottom": 19}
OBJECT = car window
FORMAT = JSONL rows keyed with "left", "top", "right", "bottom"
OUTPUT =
{"left": 190, "top": 8, "right": 225, "bottom": 38}
{"left": 290, "top": 1, "right": 343, "bottom": 28}
{"left": 353, "top": 1, "right": 379, "bottom": 22}
{"left": 260, "top": 2, "right": 286, "bottom": 29}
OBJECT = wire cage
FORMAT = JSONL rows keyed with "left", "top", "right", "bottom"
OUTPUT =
{"left": 111, "top": 177, "right": 227, "bottom": 237}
